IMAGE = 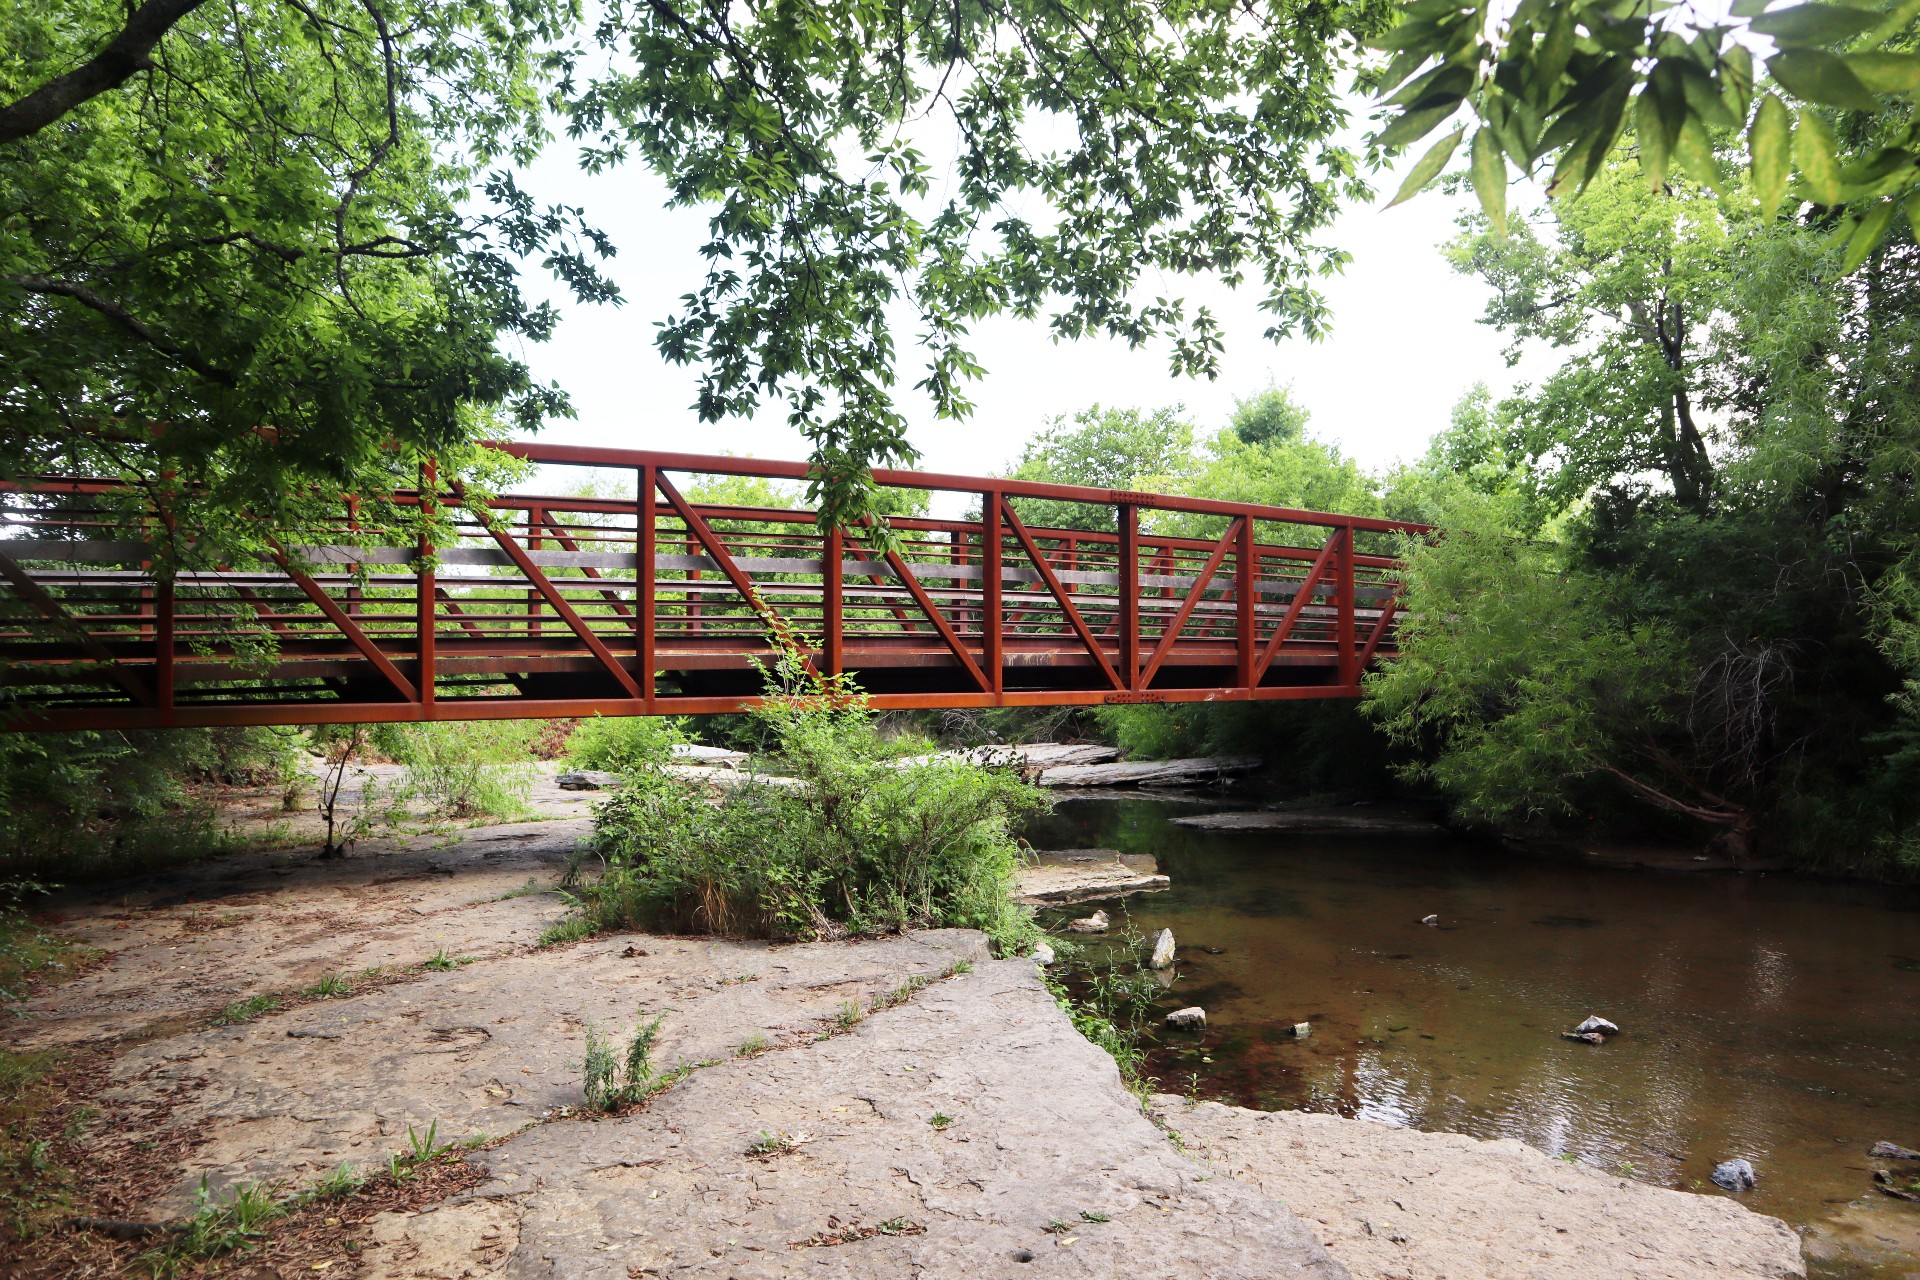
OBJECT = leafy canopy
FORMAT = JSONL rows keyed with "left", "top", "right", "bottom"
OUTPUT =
{"left": 562, "top": 0, "right": 1397, "bottom": 520}
{"left": 1373, "top": 0, "right": 1920, "bottom": 270}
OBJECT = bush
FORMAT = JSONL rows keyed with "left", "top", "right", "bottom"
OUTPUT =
{"left": 575, "top": 657, "right": 1046, "bottom": 952}
{"left": 564, "top": 714, "right": 687, "bottom": 773}
{"left": 386, "top": 721, "right": 538, "bottom": 820}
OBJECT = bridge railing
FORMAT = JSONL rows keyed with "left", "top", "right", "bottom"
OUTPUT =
{"left": 0, "top": 443, "right": 1430, "bottom": 729}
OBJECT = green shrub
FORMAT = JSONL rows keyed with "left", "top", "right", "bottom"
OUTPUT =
{"left": 386, "top": 721, "right": 538, "bottom": 820}
{"left": 575, "top": 656, "right": 1045, "bottom": 952}
{"left": 564, "top": 714, "right": 688, "bottom": 773}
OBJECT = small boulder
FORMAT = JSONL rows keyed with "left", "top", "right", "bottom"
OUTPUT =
{"left": 1573, "top": 1015, "right": 1620, "bottom": 1037}
{"left": 1293, "top": 1022, "right": 1311, "bottom": 1039}
{"left": 1031, "top": 941, "right": 1055, "bottom": 967}
{"left": 1419, "top": 914, "right": 1439, "bottom": 926}
{"left": 1561, "top": 1031, "right": 1605, "bottom": 1045}
{"left": 1711, "top": 1158, "right": 1757, "bottom": 1192}
{"left": 1870, "top": 1141, "right": 1920, "bottom": 1160}
{"left": 1066, "top": 910, "right": 1110, "bottom": 934}
{"left": 555, "top": 772, "right": 604, "bottom": 791}
{"left": 1165, "top": 1007, "right": 1207, "bottom": 1030}
{"left": 1148, "top": 928, "right": 1176, "bottom": 969}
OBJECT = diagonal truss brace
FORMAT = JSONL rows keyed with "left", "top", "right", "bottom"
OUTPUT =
{"left": 0, "top": 546, "right": 155, "bottom": 706}
{"left": 1001, "top": 500, "right": 1124, "bottom": 691}
{"left": 1137, "top": 519, "right": 1240, "bottom": 690}
{"left": 448, "top": 481, "right": 642, "bottom": 700}
{"left": 265, "top": 540, "right": 419, "bottom": 702}
{"left": 852, "top": 520, "right": 991, "bottom": 693}
{"left": 1251, "top": 528, "right": 1345, "bottom": 686}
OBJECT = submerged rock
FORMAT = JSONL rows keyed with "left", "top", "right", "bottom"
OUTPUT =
{"left": 1166, "top": 1007, "right": 1207, "bottom": 1030}
{"left": 1573, "top": 1015, "right": 1620, "bottom": 1037}
{"left": 1420, "top": 914, "right": 1439, "bottom": 926}
{"left": 1561, "top": 1031, "right": 1606, "bottom": 1045}
{"left": 1149, "top": 928, "right": 1177, "bottom": 969}
{"left": 1712, "top": 1158, "right": 1757, "bottom": 1192}
{"left": 1870, "top": 1140, "right": 1920, "bottom": 1160}
{"left": 1293, "top": 1022, "right": 1311, "bottom": 1039}
{"left": 1067, "top": 910, "right": 1110, "bottom": 934}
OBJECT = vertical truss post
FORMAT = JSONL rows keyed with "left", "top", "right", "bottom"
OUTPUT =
{"left": 982, "top": 490, "right": 1003, "bottom": 694}
{"left": 1336, "top": 524, "right": 1356, "bottom": 686}
{"left": 1118, "top": 503, "right": 1139, "bottom": 690}
{"left": 1236, "top": 516, "right": 1256, "bottom": 690}
{"left": 528, "top": 506, "right": 543, "bottom": 638}
{"left": 639, "top": 466, "right": 656, "bottom": 707}
{"left": 417, "top": 460, "right": 436, "bottom": 708}
{"left": 824, "top": 523, "right": 844, "bottom": 676}
{"left": 156, "top": 575, "right": 175, "bottom": 714}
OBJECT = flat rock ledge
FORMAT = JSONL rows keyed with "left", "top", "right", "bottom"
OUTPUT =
{"left": 1015, "top": 848, "right": 1171, "bottom": 904}
{"left": 1170, "top": 809, "right": 1446, "bottom": 836}
{"left": 1152, "top": 1098, "right": 1805, "bottom": 1280}
{"left": 361, "top": 959, "right": 1347, "bottom": 1280}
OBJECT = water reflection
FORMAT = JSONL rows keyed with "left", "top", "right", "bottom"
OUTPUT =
{"left": 1027, "top": 795, "right": 1920, "bottom": 1279}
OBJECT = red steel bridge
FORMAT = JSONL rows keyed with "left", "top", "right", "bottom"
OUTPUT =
{"left": 0, "top": 443, "right": 1428, "bottom": 732}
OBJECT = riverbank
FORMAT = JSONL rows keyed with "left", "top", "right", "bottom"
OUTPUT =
{"left": 1, "top": 808, "right": 1812, "bottom": 1278}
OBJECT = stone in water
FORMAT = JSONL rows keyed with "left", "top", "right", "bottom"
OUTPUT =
{"left": 1711, "top": 1158, "right": 1757, "bottom": 1192}
{"left": 1420, "top": 914, "right": 1439, "bottom": 926}
{"left": 1293, "top": 1022, "right": 1311, "bottom": 1039}
{"left": 1870, "top": 1141, "right": 1920, "bottom": 1160}
{"left": 1561, "top": 1031, "right": 1605, "bottom": 1045}
{"left": 1572, "top": 1015, "right": 1620, "bottom": 1037}
{"left": 1165, "top": 1007, "right": 1206, "bottom": 1030}
{"left": 1066, "top": 910, "right": 1109, "bottom": 934}
{"left": 1148, "top": 928, "right": 1176, "bottom": 969}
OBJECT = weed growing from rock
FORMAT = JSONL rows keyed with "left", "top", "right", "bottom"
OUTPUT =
{"left": 833, "top": 1000, "right": 864, "bottom": 1031}
{"left": 303, "top": 973, "right": 352, "bottom": 998}
{"left": 582, "top": 1015, "right": 666, "bottom": 1111}
{"left": 537, "top": 916, "right": 594, "bottom": 947}
{"left": 871, "top": 973, "right": 932, "bottom": 1013}
{"left": 1080, "top": 1209, "right": 1110, "bottom": 1223}
{"left": 734, "top": 1032, "right": 772, "bottom": 1058}
{"left": 928, "top": 1112, "right": 954, "bottom": 1130}
{"left": 214, "top": 994, "right": 280, "bottom": 1025}
{"left": 422, "top": 948, "right": 471, "bottom": 971}
{"left": 746, "top": 1129, "right": 801, "bottom": 1158}
{"left": 138, "top": 1178, "right": 285, "bottom": 1275}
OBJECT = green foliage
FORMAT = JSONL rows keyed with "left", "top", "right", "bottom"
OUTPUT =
{"left": 2, "top": 1, "right": 605, "bottom": 541}
{"left": 0, "top": 882, "right": 79, "bottom": 1010}
{"left": 582, "top": 1015, "right": 666, "bottom": 1111}
{"left": 564, "top": 715, "right": 688, "bottom": 774}
{"left": 214, "top": 995, "right": 281, "bottom": 1025}
{"left": 1364, "top": 509, "right": 1696, "bottom": 827}
{"left": 0, "top": 727, "right": 296, "bottom": 880}
{"left": 1368, "top": 0, "right": 1920, "bottom": 266}
{"left": 1229, "top": 384, "right": 1312, "bottom": 447}
{"left": 138, "top": 1177, "right": 286, "bottom": 1275}
{"left": 1006, "top": 405, "right": 1199, "bottom": 530}
{"left": 387, "top": 721, "right": 538, "bottom": 821}
{"left": 565, "top": 0, "right": 1395, "bottom": 519}
{"left": 576, "top": 656, "right": 1046, "bottom": 951}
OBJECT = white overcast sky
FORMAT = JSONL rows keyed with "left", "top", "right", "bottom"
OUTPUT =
{"left": 501, "top": 121, "right": 1557, "bottom": 496}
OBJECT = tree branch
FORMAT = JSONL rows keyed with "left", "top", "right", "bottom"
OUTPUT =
{"left": 8, "top": 274, "right": 238, "bottom": 385}
{"left": 0, "top": 0, "right": 213, "bottom": 144}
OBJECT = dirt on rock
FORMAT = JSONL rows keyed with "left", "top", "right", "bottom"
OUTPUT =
{"left": 359, "top": 958, "right": 1349, "bottom": 1280}
{"left": 1153, "top": 1098, "right": 1806, "bottom": 1280}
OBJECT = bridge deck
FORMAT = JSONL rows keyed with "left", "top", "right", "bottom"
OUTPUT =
{"left": 0, "top": 444, "right": 1426, "bottom": 731}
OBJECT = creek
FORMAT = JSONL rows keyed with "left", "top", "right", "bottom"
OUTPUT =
{"left": 1026, "top": 793, "right": 1920, "bottom": 1280}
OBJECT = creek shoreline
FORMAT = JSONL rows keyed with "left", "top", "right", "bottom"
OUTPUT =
{"left": 4, "top": 776, "right": 1812, "bottom": 1279}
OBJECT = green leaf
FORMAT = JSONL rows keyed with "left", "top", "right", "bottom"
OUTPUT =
{"left": 1907, "top": 191, "right": 1920, "bottom": 240}
{"left": 1768, "top": 49, "right": 1883, "bottom": 111}
{"left": 1750, "top": 92, "right": 1793, "bottom": 218}
{"left": 1840, "top": 199, "right": 1899, "bottom": 272}
{"left": 1672, "top": 114, "right": 1724, "bottom": 191}
{"left": 1386, "top": 125, "right": 1467, "bottom": 208}
{"left": 1635, "top": 91, "right": 1672, "bottom": 190}
{"left": 1847, "top": 51, "right": 1920, "bottom": 94}
{"left": 1470, "top": 127, "right": 1509, "bottom": 236}
{"left": 1748, "top": 3, "right": 1882, "bottom": 44}
{"left": 1377, "top": 101, "right": 1462, "bottom": 149}
{"left": 1793, "top": 109, "right": 1845, "bottom": 204}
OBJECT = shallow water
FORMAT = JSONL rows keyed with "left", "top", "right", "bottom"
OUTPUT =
{"left": 1026, "top": 794, "right": 1920, "bottom": 1279}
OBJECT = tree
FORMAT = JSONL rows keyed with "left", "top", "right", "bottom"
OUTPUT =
{"left": 1446, "top": 157, "right": 1738, "bottom": 514}
{"left": 2, "top": 1, "right": 611, "bottom": 559}
{"left": 1004, "top": 406, "right": 1199, "bottom": 529}
{"left": 1230, "top": 384, "right": 1312, "bottom": 447}
{"left": 562, "top": 0, "right": 1397, "bottom": 519}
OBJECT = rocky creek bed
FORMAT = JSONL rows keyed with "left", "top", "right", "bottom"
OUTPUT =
{"left": 4, "top": 796, "right": 1808, "bottom": 1279}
